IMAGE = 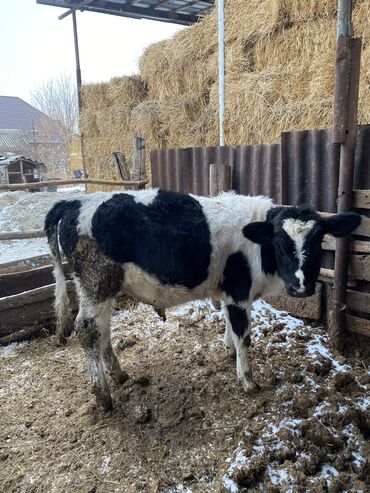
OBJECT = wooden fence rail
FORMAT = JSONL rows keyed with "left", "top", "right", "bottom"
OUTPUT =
{"left": 0, "top": 178, "right": 148, "bottom": 191}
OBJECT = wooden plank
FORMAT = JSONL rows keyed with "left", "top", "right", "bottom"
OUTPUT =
{"left": 265, "top": 282, "right": 322, "bottom": 320}
{"left": 0, "top": 262, "right": 70, "bottom": 297}
{"left": 0, "top": 254, "right": 52, "bottom": 274}
{"left": 346, "top": 315, "right": 370, "bottom": 337}
{"left": 0, "top": 230, "right": 46, "bottom": 240}
{"left": 353, "top": 190, "right": 370, "bottom": 209}
{"left": 0, "top": 178, "right": 148, "bottom": 191}
{"left": 319, "top": 268, "right": 357, "bottom": 286}
{"left": 350, "top": 254, "right": 370, "bottom": 282}
{"left": 322, "top": 236, "right": 370, "bottom": 253}
{"left": 347, "top": 290, "right": 370, "bottom": 314}
{"left": 209, "top": 163, "right": 231, "bottom": 197}
{"left": 0, "top": 281, "right": 74, "bottom": 312}
{"left": 0, "top": 282, "right": 77, "bottom": 335}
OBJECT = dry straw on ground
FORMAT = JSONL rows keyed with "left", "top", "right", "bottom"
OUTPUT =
{"left": 80, "top": 0, "right": 370, "bottom": 183}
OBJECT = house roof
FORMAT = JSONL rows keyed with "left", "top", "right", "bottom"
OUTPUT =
{"left": 37, "top": 0, "right": 214, "bottom": 26}
{"left": 0, "top": 96, "right": 52, "bottom": 134}
{"left": 0, "top": 129, "right": 31, "bottom": 153}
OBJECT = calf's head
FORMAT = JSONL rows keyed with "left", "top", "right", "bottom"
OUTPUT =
{"left": 243, "top": 205, "right": 361, "bottom": 297}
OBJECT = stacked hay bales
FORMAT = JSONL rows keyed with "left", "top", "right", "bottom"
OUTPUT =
{"left": 80, "top": 0, "right": 370, "bottom": 182}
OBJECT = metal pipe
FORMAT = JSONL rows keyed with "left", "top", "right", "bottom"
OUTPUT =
{"left": 71, "top": 10, "right": 87, "bottom": 180}
{"left": 337, "top": 0, "right": 353, "bottom": 37}
{"left": 218, "top": 0, "right": 225, "bottom": 146}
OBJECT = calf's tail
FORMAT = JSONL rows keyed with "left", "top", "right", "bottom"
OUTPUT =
{"left": 44, "top": 202, "right": 74, "bottom": 343}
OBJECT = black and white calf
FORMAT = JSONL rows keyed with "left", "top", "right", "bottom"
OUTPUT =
{"left": 44, "top": 189, "right": 360, "bottom": 410}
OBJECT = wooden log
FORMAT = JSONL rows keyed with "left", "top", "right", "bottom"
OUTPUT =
{"left": 0, "top": 262, "right": 70, "bottom": 297}
{"left": 353, "top": 190, "right": 370, "bottom": 209}
{"left": 346, "top": 315, "right": 370, "bottom": 337}
{"left": 209, "top": 163, "right": 231, "bottom": 196}
{"left": 0, "top": 326, "right": 44, "bottom": 345}
{"left": 0, "top": 281, "right": 77, "bottom": 335}
{"left": 0, "top": 230, "right": 46, "bottom": 240}
{"left": 0, "top": 178, "right": 148, "bottom": 191}
{"left": 265, "top": 282, "right": 322, "bottom": 320}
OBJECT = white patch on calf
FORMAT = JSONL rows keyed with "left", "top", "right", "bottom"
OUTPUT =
{"left": 125, "top": 188, "right": 158, "bottom": 206}
{"left": 78, "top": 192, "right": 114, "bottom": 237}
{"left": 282, "top": 218, "right": 316, "bottom": 288}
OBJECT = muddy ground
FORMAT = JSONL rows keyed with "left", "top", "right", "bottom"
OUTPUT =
{"left": 0, "top": 300, "right": 369, "bottom": 493}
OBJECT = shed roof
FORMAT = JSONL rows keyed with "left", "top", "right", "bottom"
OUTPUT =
{"left": 36, "top": 0, "right": 214, "bottom": 25}
{"left": 0, "top": 129, "right": 31, "bottom": 153}
{"left": 0, "top": 153, "right": 46, "bottom": 170}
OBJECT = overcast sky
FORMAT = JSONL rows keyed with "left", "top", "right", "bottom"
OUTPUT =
{"left": 0, "top": 0, "right": 182, "bottom": 104}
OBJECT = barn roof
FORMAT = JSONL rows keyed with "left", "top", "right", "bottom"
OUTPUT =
{"left": 36, "top": 0, "right": 214, "bottom": 25}
{"left": 0, "top": 96, "right": 53, "bottom": 135}
{"left": 0, "top": 129, "right": 31, "bottom": 153}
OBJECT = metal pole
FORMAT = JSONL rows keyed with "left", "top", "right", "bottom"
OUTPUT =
{"left": 330, "top": 0, "right": 361, "bottom": 352}
{"left": 218, "top": 0, "right": 225, "bottom": 146}
{"left": 71, "top": 10, "right": 87, "bottom": 180}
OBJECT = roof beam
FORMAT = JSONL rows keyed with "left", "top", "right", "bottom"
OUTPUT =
{"left": 58, "top": 0, "right": 93, "bottom": 20}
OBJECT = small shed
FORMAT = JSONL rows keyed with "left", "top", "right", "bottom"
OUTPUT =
{"left": 0, "top": 154, "right": 47, "bottom": 188}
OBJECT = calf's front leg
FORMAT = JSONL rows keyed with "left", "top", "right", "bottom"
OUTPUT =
{"left": 225, "top": 303, "right": 257, "bottom": 393}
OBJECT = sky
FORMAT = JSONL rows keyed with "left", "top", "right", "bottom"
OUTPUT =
{"left": 0, "top": 0, "right": 183, "bottom": 104}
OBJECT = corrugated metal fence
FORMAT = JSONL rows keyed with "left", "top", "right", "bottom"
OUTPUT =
{"left": 151, "top": 125, "right": 370, "bottom": 210}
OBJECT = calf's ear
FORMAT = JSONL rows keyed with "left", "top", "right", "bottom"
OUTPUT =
{"left": 243, "top": 221, "right": 274, "bottom": 244}
{"left": 320, "top": 212, "right": 361, "bottom": 237}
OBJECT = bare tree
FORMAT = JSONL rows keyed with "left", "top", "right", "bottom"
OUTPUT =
{"left": 30, "top": 74, "right": 80, "bottom": 177}
{"left": 31, "top": 74, "right": 79, "bottom": 134}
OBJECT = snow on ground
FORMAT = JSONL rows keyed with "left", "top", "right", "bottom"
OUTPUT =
{"left": 0, "top": 186, "right": 84, "bottom": 263}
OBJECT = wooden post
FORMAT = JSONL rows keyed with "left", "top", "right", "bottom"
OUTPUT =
{"left": 112, "top": 152, "right": 130, "bottom": 181}
{"left": 209, "top": 163, "right": 231, "bottom": 196}
{"left": 131, "top": 137, "right": 146, "bottom": 188}
{"left": 330, "top": 0, "right": 362, "bottom": 352}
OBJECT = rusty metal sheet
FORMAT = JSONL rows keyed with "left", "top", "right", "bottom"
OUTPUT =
{"left": 354, "top": 125, "right": 370, "bottom": 190}
{"left": 151, "top": 143, "right": 281, "bottom": 202}
{"left": 281, "top": 127, "right": 341, "bottom": 213}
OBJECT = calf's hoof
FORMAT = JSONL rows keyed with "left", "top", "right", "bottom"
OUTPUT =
{"left": 242, "top": 378, "right": 260, "bottom": 395}
{"left": 92, "top": 387, "right": 113, "bottom": 412}
{"left": 114, "top": 369, "right": 130, "bottom": 385}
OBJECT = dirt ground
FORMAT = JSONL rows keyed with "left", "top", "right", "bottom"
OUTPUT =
{"left": 0, "top": 300, "right": 369, "bottom": 493}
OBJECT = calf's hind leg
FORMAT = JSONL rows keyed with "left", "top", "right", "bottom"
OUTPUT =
{"left": 76, "top": 296, "right": 118, "bottom": 411}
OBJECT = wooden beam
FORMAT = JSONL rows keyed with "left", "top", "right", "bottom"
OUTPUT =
{"left": 0, "top": 254, "right": 52, "bottom": 274}
{"left": 350, "top": 254, "right": 370, "bottom": 282}
{"left": 0, "top": 230, "right": 46, "bottom": 240}
{"left": 0, "top": 281, "right": 77, "bottom": 336}
{"left": 346, "top": 314, "right": 370, "bottom": 337}
{"left": 0, "top": 262, "right": 70, "bottom": 297}
{"left": 322, "top": 236, "right": 370, "bottom": 253}
{"left": 0, "top": 178, "right": 148, "bottom": 191}
{"left": 353, "top": 189, "right": 370, "bottom": 209}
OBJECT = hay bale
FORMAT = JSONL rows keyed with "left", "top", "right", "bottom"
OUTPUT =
{"left": 81, "top": 82, "right": 110, "bottom": 110}
{"left": 81, "top": 0, "right": 370, "bottom": 187}
{"left": 106, "top": 75, "right": 147, "bottom": 107}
